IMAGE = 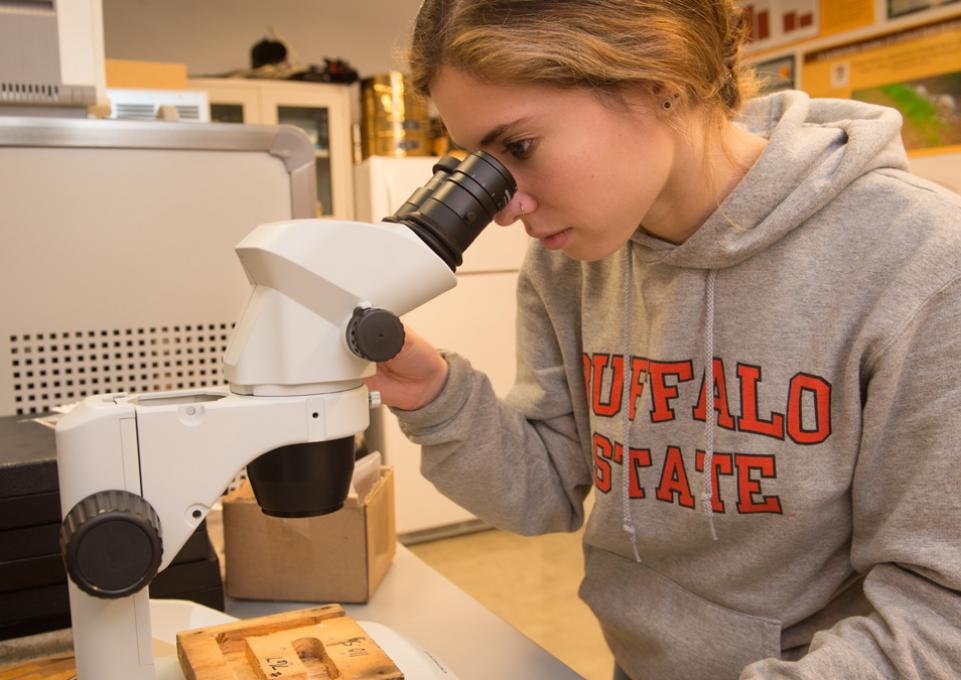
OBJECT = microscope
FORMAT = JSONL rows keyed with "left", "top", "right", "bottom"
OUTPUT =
{"left": 54, "top": 151, "right": 515, "bottom": 679}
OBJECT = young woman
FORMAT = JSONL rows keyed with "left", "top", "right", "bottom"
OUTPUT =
{"left": 366, "top": 1, "right": 961, "bottom": 677}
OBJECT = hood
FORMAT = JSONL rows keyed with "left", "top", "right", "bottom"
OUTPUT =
{"left": 630, "top": 90, "right": 910, "bottom": 269}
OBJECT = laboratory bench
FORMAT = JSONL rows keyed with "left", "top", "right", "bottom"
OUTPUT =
{"left": 228, "top": 544, "right": 584, "bottom": 679}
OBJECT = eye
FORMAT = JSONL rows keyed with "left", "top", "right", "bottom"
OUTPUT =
{"left": 503, "top": 138, "right": 536, "bottom": 161}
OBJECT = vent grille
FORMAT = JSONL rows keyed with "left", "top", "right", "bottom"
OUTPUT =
{"left": 0, "top": 81, "right": 61, "bottom": 103}
{"left": 8, "top": 324, "right": 234, "bottom": 416}
{"left": 114, "top": 103, "right": 155, "bottom": 118}
{"left": 114, "top": 103, "right": 202, "bottom": 121}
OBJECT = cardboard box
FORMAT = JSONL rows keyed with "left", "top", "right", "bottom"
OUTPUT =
{"left": 222, "top": 466, "right": 395, "bottom": 603}
{"left": 105, "top": 59, "right": 189, "bottom": 90}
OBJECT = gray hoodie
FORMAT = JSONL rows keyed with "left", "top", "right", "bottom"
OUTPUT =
{"left": 394, "top": 90, "right": 961, "bottom": 679}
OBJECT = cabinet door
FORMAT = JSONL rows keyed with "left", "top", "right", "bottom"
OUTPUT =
{"left": 910, "top": 152, "right": 961, "bottom": 194}
{"left": 257, "top": 82, "right": 354, "bottom": 219}
{"left": 188, "top": 79, "right": 261, "bottom": 124}
{"left": 381, "top": 271, "right": 519, "bottom": 537}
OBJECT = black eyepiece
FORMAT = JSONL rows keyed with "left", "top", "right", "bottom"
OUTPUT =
{"left": 389, "top": 154, "right": 463, "bottom": 222}
{"left": 387, "top": 151, "right": 516, "bottom": 270}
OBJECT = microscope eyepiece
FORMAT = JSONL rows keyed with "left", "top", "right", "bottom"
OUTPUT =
{"left": 388, "top": 154, "right": 463, "bottom": 222}
{"left": 388, "top": 151, "right": 516, "bottom": 270}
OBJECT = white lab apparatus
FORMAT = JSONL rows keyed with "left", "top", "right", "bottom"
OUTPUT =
{"left": 354, "top": 156, "right": 530, "bottom": 540}
{"left": 106, "top": 87, "right": 210, "bottom": 122}
{"left": 55, "top": 213, "right": 458, "bottom": 679}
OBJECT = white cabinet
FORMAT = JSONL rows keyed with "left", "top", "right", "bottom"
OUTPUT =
{"left": 910, "top": 152, "right": 961, "bottom": 195}
{"left": 387, "top": 272, "right": 520, "bottom": 539}
{"left": 355, "top": 156, "right": 530, "bottom": 539}
{"left": 190, "top": 78, "right": 354, "bottom": 219}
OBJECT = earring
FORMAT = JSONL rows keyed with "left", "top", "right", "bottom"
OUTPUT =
{"left": 662, "top": 99, "right": 673, "bottom": 110}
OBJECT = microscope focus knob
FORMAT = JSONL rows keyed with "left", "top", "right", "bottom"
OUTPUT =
{"left": 346, "top": 306, "right": 406, "bottom": 362}
{"left": 60, "top": 490, "right": 163, "bottom": 599}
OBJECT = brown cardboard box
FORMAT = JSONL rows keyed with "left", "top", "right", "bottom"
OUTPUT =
{"left": 222, "top": 467, "right": 395, "bottom": 603}
{"left": 105, "top": 59, "right": 189, "bottom": 90}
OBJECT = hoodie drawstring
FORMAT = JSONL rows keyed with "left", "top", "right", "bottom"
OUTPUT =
{"left": 620, "top": 243, "right": 720, "bottom": 554}
{"left": 620, "top": 242, "right": 642, "bottom": 562}
{"left": 703, "top": 269, "right": 719, "bottom": 541}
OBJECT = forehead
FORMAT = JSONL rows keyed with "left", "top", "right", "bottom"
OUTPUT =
{"left": 430, "top": 67, "right": 571, "bottom": 147}
{"left": 430, "top": 67, "right": 647, "bottom": 150}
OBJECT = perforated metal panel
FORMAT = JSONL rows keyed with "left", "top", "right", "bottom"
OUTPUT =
{"left": 0, "top": 116, "right": 317, "bottom": 416}
{"left": 8, "top": 323, "right": 235, "bottom": 415}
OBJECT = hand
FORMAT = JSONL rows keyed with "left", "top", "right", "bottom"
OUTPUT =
{"left": 363, "top": 325, "right": 449, "bottom": 411}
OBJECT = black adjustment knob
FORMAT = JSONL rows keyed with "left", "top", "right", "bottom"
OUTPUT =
{"left": 60, "top": 490, "right": 163, "bottom": 599}
{"left": 346, "top": 306, "right": 406, "bottom": 362}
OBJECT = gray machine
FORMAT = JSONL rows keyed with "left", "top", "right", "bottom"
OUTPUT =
{"left": 0, "top": 116, "right": 317, "bottom": 418}
{"left": 0, "top": 0, "right": 105, "bottom": 117}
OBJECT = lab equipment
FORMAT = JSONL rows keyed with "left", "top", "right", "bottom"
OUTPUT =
{"left": 54, "top": 151, "right": 515, "bottom": 679}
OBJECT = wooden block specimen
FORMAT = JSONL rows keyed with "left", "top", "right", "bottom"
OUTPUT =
{"left": 177, "top": 604, "right": 403, "bottom": 680}
{"left": 244, "top": 629, "right": 309, "bottom": 679}
{"left": 0, "top": 652, "right": 76, "bottom": 680}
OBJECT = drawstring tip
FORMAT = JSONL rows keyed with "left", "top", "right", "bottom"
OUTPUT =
{"left": 621, "top": 523, "right": 642, "bottom": 563}
{"left": 704, "top": 504, "right": 717, "bottom": 541}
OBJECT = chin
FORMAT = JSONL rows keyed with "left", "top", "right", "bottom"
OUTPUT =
{"left": 564, "top": 241, "right": 620, "bottom": 263}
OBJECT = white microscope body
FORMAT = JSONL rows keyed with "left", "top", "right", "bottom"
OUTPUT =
{"left": 54, "top": 152, "right": 514, "bottom": 679}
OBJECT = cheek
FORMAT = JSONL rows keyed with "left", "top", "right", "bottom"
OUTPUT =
{"left": 601, "top": 137, "right": 673, "bottom": 216}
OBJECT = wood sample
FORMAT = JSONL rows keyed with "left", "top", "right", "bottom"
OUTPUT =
{"left": 177, "top": 604, "right": 404, "bottom": 680}
{"left": 0, "top": 652, "right": 75, "bottom": 680}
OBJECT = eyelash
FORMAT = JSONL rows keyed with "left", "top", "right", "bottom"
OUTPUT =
{"left": 503, "top": 138, "right": 535, "bottom": 160}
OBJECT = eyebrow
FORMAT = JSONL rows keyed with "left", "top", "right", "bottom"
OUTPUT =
{"left": 479, "top": 117, "right": 532, "bottom": 148}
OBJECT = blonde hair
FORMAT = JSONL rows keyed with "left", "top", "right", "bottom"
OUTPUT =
{"left": 409, "top": 0, "right": 757, "bottom": 123}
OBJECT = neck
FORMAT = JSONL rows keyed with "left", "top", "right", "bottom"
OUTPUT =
{"left": 643, "top": 115, "right": 767, "bottom": 244}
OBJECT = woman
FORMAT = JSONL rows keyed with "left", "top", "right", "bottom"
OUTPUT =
{"left": 367, "top": 1, "right": 961, "bottom": 677}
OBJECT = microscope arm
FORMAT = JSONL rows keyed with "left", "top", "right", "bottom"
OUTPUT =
{"left": 56, "top": 385, "right": 371, "bottom": 680}
{"left": 225, "top": 218, "right": 457, "bottom": 396}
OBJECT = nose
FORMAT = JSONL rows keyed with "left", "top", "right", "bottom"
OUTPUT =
{"left": 494, "top": 190, "right": 537, "bottom": 226}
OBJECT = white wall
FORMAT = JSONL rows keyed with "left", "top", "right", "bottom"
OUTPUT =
{"left": 102, "top": 0, "right": 424, "bottom": 78}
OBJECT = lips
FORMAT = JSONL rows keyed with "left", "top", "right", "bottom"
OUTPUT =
{"left": 528, "top": 227, "right": 569, "bottom": 241}
{"left": 533, "top": 227, "right": 573, "bottom": 250}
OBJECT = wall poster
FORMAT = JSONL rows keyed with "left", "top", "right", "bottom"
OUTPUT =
{"left": 741, "top": 0, "right": 820, "bottom": 51}
{"left": 754, "top": 54, "right": 798, "bottom": 93}
{"left": 802, "top": 17, "right": 961, "bottom": 152}
{"left": 887, "top": 0, "right": 961, "bottom": 20}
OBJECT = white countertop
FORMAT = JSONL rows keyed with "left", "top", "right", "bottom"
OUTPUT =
{"left": 227, "top": 544, "right": 584, "bottom": 680}
{"left": 1, "top": 544, "right": 582, "bottom": 679}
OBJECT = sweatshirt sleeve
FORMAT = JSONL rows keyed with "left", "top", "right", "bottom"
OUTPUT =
{"left": 741, "top": 276, "right": 961, "bottom": 679}
{"left": 390, "top": 265, "right": 594, "bottom": 536}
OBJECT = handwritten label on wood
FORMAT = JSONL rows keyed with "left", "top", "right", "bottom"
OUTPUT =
{"left": 245, "top": 633, "right": 309, "bottom": 679}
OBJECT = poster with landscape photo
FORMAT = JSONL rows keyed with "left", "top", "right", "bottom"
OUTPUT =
{"left": 853, "top": 72, "right": 961, "bottom": 149}
{"left": 803, "top": 17, "right": 961, "bottom": 153}
{"left": 888, "top": 0, "right": 961, "bottom": 19}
